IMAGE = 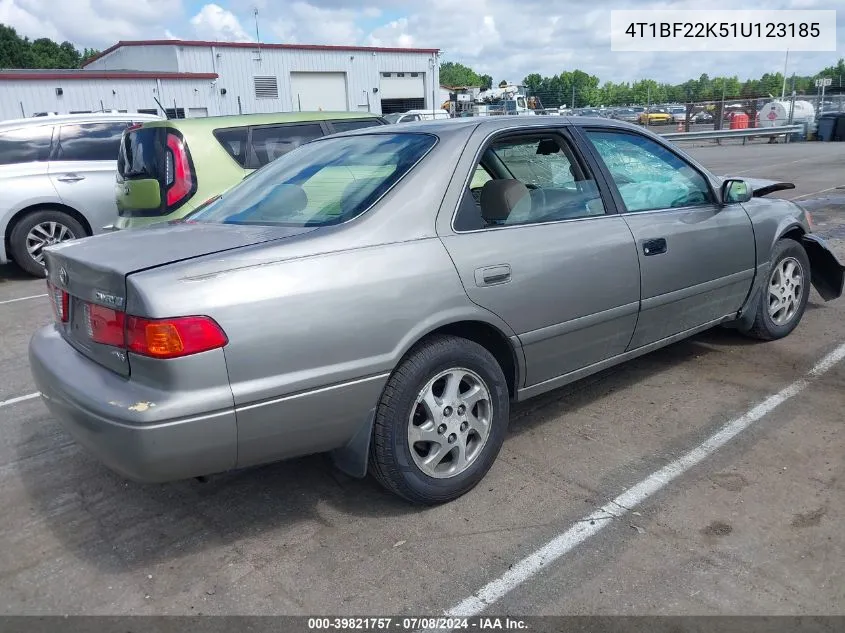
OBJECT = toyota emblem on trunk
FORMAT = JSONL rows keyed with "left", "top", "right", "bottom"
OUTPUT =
{"left": 58, "top": 267, "right": 68, "bottom": 286}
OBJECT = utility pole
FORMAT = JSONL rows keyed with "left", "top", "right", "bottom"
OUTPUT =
{"left": 254, "top": 8, "right": 262, "bottom": 61}
{"left": 781, "top": 49, "right": 789, "bottom": 100}
{"left": 571, "top": 84, "right": 575, "bottom": 110}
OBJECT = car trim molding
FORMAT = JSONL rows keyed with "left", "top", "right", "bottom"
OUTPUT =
{"left": 640, "top": 269, "right": 755, "bottom": 311}
{"left": 518, "top": 301, "right": 639, "bottom": 346}
{"left": 235, "top": 371, "right": 392, "bottom": 413}
{"left": 517, "top": 313, "right": 735, "bottom": 401}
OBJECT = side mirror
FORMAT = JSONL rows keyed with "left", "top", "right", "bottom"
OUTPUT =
{"left": 721, "top": 178, "right": 752, "bottom": 204}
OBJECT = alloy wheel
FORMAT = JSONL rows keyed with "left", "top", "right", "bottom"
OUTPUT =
{"left": 407, "top": 367, "right": 493, "bottom": 479}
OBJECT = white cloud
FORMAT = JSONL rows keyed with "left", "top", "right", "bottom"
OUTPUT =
{"left": 190, "top": 3, "right": 252, "bottom": 42}
{"left": 0, "top": 0, "right": 181, "bottom": 45}
{"left": 1, "top": 0, "right": 841, "bottom": 86}
{"left": 269, "top": 2, "right": 366, "bottom": 45}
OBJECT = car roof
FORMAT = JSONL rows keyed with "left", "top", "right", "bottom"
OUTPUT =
{"left": 141, "top": 110, "right": 383, "bottom": 130}
{"left": 0, "top": 111, "right": 161, "bottom": 130}
{"left": 339, "top": 115, "right": 641, "bottom": 138}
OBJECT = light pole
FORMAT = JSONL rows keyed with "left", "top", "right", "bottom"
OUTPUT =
{"left": 430, "top": 54, "right": 438, "bottom": 116}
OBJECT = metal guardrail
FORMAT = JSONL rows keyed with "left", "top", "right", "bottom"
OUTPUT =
{"left": 661, "top": 125, "right": 804, "bottom": 141}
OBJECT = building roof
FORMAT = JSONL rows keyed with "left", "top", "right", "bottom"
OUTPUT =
{"left": 0, "top": 69, "right": 218, "bottom": 81}
{"left": 83, "top": 39, "right": 440, "bottom": 67}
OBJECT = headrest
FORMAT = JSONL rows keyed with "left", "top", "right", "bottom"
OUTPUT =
{"left": 341, "top": 178, "right": 383, "bottom": 214}
{"left": 480, "top": 179, "right": 530, "bottom": 223}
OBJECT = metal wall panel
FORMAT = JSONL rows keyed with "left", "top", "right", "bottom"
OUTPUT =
{"left": 83, "top": 46, "right": 179, "bottom": 72}
{"left": 0, "top": 78, "right": 222, "bottom": 121}
{"left": 1, "top": 44, "right": 440, "bottom": 120}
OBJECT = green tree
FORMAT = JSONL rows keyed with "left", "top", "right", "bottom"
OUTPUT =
{"left": 0, "top": 23, "right": 95, "bottom": 68}
{"left": 0, "top": 24, "right": 35, "bottom": 68}
{"left": 479, "top": 74, "right": 493, "bottom": 90}
{"left": 439, "top": 61, "right": 482, "bottom": 87}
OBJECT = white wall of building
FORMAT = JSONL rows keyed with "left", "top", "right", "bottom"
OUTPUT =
{"left": 1, "top": 43, "right": 440, "bottom": 121}
{"left": 172, "top": 44, "right": 438, "bottom": 115}
{"left": 84, "top": 45, "right": 179, "bottom": 72}
{"left": 0, "top": 78, "right": 221, "bottom": 120}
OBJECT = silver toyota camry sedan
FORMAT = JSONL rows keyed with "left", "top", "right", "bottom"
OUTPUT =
{"left": 30, "top": 117, "right": 844, "bottom": 504}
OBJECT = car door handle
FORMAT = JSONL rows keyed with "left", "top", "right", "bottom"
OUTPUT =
{"left": 57, "top": 174, "right": 85, "bottom": 183}
{"left": 642, "top": 238, "right": 667, "bottom": 256}
{"left": 475, "top": 264, "right": 511, "bottom": 286}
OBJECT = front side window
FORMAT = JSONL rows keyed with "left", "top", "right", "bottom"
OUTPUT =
{"left": 456, "top": 134, "right": 605, "bottom": 231}
{"left": 246, "top": 123, "right": 324, "bottom": 168}
{"left": 584, "top": 130, "right": 714, "bottom": 212}
{"left": 55, "top": 122, "right": 130, "bottom": 162}
{"left": 188, "top": 133, "right": 435, "bottom": 227}
{"left": 0, "top": 126, "right": 53, "bottom": 165}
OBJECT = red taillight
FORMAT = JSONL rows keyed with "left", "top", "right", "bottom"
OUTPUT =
{"left": 85, "top": 303, "right": 125, "bottom": 347}
{"left": 75, "top": 294, "right": 227, "bottom": 359}
{"left": 165, "top": 133, "right": 193, "bottom": 208}
{"left": 126, "top": 316, "right": 228, "bottom": 359}
{"left": 47, "top": 281, "right": 68, "bottom": 323}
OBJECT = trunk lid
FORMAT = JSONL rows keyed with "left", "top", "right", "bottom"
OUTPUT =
{"left": 44, "top": 222, "right": 316, "bottom": 376}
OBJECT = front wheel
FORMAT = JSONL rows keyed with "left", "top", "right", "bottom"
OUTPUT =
{"left": 9, "top": 209, "right": 85, "bottom": 277}
{"left": 745, "top": 238, "right": 811, "bottom": 341}
{"left": 369, "top": 335, "right": 510, "bottom": 504}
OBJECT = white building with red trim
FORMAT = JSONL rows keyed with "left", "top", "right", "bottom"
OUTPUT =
{"left": 0, "top": 40, "right": 440, "bottom": 121}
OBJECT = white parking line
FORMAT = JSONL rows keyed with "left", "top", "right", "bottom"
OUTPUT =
{"left": 790, "top": 185, "right": 844, "bottom": 201}
{"left": 0, "top": 293, "right": 47, "bottom": 306}
{"left": 444, "top": 341, "right": 845, "bottom": 618}
{"left": 0, "top": 392, "right": 40, "bottom": 408}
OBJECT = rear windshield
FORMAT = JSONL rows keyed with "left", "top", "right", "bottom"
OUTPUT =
{"left": 118, "top": 126, "right": 161, "bottom": 179}
{"left": 187, "top": 133, "right": 435, "bottom": 227}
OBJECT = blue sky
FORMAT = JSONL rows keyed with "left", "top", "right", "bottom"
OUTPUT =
{"left": 1, "top": 0, "right": 841, "bottom": 84}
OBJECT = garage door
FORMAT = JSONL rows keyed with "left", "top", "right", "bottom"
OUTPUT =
{"left": 290, "top": 72, "right": 348, "bottom": 111}
{"left": 380, "top": 72, "right": 426, "bottom": 114}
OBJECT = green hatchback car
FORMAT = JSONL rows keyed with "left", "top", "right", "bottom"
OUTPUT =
{"left": 114, "top": 111, "right": 387, "bottom": 229}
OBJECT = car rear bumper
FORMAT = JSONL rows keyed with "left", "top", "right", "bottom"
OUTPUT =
{"left": 29, "top": 325, "right": 237, "bottom": 482}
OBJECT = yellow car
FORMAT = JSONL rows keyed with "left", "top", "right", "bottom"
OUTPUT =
{"left": 638, "top": 109, "right": 672, "bottom": 125}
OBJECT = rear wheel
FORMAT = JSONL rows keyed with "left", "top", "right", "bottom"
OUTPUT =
{"left": 745, "top": 238, "right": 811, "bottom": 340}
{"left": 9, "top": 209, "right": 85, "bottom": 278}
{"left": 369, "top": 335, "right": 510, "bottom": 504}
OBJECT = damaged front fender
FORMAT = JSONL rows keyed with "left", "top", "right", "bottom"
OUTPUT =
{"left": 803, "top": 234, "right": 845, "bottom": 301}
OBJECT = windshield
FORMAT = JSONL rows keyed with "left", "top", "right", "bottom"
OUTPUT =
{"left": 187, "top": 133, "right": 436, "bottom": 227}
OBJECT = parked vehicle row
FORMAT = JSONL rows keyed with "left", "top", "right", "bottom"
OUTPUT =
{"left": 1, "top": 111, "right": 387, "bottom": 275}
{"left": 30, "top": 117, "right": 845, "bottom": 505}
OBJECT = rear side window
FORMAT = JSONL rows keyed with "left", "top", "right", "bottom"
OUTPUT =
{"left": 247, "top": 123, "right": 324, "bottom": 169}
{"left": 118, "top": 126, "right": 161, "bottom": 179}
{"left": 190, "top": 133, "right": 436, "bottom": 227}
{"left": 0, "top": 126, "right": 53, "bottom": 165}
{"left": 330, "top": 119, "right": 382, "bottom": 133}
{"left": 54, "top": 122, "right": 131, "bottom": 162}
{"left": 213, "top": 127, "right": 249, "bottom": 167}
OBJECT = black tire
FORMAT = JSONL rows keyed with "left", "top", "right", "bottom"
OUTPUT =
{"left": 369, "top": 335, "right": 510, "bottom": 504}
{"left": 745, "top": 238, "right": 811, "bottom": 341}
{"left": 9, "top": 209, "right": 85, "bottom": 278}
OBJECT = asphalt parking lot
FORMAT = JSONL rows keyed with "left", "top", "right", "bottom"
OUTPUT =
{"left": 0, "top": 141, "right": 843, "bottom": 617}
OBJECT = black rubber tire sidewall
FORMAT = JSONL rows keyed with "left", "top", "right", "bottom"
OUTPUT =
{"left": 369, "top": 335, "right": 510, "bottom": 505}
{"left": 9, "top": 209, "right": 85, "bottom": 278}
{"left": 749, "top": 238, "right": 811, "bottom": 340}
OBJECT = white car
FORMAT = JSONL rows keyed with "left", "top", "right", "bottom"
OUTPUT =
{"left": 385, "top": 109, "right": 451, "bottom": 124}
{"left": 0, "top": 111, "right": 161, "bottom": 276}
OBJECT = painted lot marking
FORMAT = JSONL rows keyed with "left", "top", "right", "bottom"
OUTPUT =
{"left": 0, "top": 392, "right": 40, "bottom": 408}
{"left": 442, "top": 341, "right": 845, "bottom": 619}
{"left": 790, "top": 185, "right": 845, "bottom": 201}
{"left": 0, "top": 293, "right": 47, "bottom": 306}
